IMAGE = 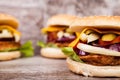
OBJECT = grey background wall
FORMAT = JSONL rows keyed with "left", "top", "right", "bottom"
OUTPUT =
{"left": 0, "top": 0, "right": 120, "bottom": 53}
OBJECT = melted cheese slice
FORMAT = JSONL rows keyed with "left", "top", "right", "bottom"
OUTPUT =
{"left": 82, "top": 28, "right": 120, "bottom": 35}
{"left": 69, "top": 32, "right": 80, "bottom": 47}
{"left": 0, "top": 25, "right": 21, "bottom": 42}
{"left": 69, "top": 28, "right": 120, "bottom": 47}
{"left": 42, "top": 26, "right": 67, "bottom": 33}
{"left": 0, "top": 25, "right": 21, "bottom": 35}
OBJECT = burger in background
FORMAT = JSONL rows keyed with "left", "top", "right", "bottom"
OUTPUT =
{"left": 0, "top": 13, "right": 34, "bottom": 61}
{"left": 38, "top": 14, "right": 77, "bottom": 59}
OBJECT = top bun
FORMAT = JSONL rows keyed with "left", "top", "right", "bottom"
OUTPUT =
{"left": 0, "top": 13, "right": 19, "bottom": 29}
{"left": 70, "top": 16, "right": 120, "bottom": 32}
{"left": 47, "top": 14, "right": 77, "bottom": 27}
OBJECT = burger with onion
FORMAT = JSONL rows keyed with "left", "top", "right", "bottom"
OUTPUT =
{"left": 0, "top": 13, "right": 34, "bottom": 61}
{"left": 62, "top": 16, "right": 120, "bottom": 77}
{"left": 38, "top": 14, "right": 77, "bottom": 58}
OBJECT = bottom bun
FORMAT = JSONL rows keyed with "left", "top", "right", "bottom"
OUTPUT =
{"left": 67, "top": 57, "right": 120, "bottom": 77}
{"left": 40, "top": 47, "right": 66, "bottom": 59}
{"left": 0, "top": 51, "right": 21, "bottom": 61}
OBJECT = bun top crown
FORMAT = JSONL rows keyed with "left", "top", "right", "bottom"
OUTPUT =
{"left": 47, "top": 14, "right": 77, "bottom": 27}
{"left": 70, "top": 16, "right": 120, "bottom": 32}
{"left": 0, "top": 13, "right": 19, "bottom": 29}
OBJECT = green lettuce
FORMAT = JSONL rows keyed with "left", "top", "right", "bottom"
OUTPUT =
{"left": 37, "top": 41, "right": 58, "bottom": 48}
{"left": 62, "top": 47, "right": 83, "bottom": 62}
{"left": 20, "top": 41, "right": 34, "bottom": 57}
{"left": 0, "top": 47, "right": 19, "bottom": 52}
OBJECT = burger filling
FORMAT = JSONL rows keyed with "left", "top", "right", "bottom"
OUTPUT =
{"left": 69, "top": 28, "right": 120, "bottom": 66}
{"left": 42, "top": 26, "right": 76, "bottom": 47}
{"left": 0, "top": 25, "right": 21, "bottom": 52}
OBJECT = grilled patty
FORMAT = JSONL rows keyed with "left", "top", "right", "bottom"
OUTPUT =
{"left": 0, "top": 41, "right": 20, "bottom": 51}
{"left": 80, "top": 54, "right": 120, "bottom": 66}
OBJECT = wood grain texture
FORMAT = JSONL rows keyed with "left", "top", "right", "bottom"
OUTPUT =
{"left": 0, "top": 0, "right": 120, "bottom": 79}
{"left": 0, "top": 56, "right": 120, "bottom": 80}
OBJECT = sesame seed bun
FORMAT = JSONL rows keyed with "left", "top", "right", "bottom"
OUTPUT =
{"left": 0, "top": 13, "right": 19, "bottom": 29}
{"left": 47, "top": 14, "right": 77, "bottom": 27}
{"left": 40, "top": 47, "right": 66, "bottom": 59}
{"left": 67, "top": 57, "right": 120, "bottom": 77}
{"left": 70, "top": 16, "right": 120, "bottom": 32}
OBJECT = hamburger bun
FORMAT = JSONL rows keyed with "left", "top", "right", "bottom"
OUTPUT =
{"left": 0, "top": 51, "right": 21, "bottom": 61}
{"left": 47, "top": 14, "right": 77, "bottom": 27}
{"left": 0, "top": 13, "right": 19, "bottom": 29}
{"left": 40, "top": 47, "right": 66, "bottom": 59}
{"left": 70, "top": 16, "right": 120, "bottom": 32}
{"left": 67, "top": 57, "right": 120, "bottom": 77}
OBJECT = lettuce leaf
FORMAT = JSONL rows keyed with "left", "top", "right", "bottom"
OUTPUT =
{"left": 37, "top": 41, "right": 46, "bottom": 48}
{"left": 37, "top": 41, "right": 58, "bottom": 48}
{"left": 20, "top": 41, "right": 34, "bottom": 57}
{"left": 62, "top": 47, "right": 83, "bottom": 62}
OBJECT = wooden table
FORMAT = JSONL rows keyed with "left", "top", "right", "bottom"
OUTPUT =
{"left": 0, "top": 56, "right": 119, "bottom": 80}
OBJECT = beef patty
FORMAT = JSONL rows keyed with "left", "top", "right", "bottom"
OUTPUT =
{"left": 0, "top": 41, "right": 20, "bottom": 51}
{"left": 79, "top": 54, "right": 120, "bottom": 66}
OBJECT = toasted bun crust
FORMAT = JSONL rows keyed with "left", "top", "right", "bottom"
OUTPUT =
{"left": 0, "top": 51, "right": 21, "bottom": 61}
{"left": 47, "top": 14, "right": 77, "bottom": 27}
{"left": 77, "top": 43, "right": 120, "bottom": 56}
{"left": 70, "top": 16, "right": 120, "bottom": 32}
{"left": 40, "top": 47, "right": 67, "bottom": 59}
{"left": 0, "top": 13, "right": 19, "bottom": 29}
{"left": 67, "top": 57, "right": 120, "bottom": 77}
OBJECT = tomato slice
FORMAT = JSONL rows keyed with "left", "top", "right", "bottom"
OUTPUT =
{"left": 99, "top": 39, "right": 112, "bottom": 46}
{"left": 99, "top": 36, "right": 120, "bottom": 46}
{"left": 112, "top": 36, "right": 120, "bottom": 44}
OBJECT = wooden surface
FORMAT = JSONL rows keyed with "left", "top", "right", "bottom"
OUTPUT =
{"left": 0, "top": 56, "right": 120, "bottom": 80}
{"left": 0, "top": 0, "right": 120, "bottom": 80}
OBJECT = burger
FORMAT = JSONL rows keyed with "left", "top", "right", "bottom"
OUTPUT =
{"left": 62, "top": 16, "right": 120, "bottom": 77}
{"left": 37, "top": 14, "right": 77, "bottom": 58}
{"left": 0, "top": 13, "right": 34, "bottom": 61}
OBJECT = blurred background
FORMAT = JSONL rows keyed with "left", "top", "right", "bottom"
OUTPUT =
{"left": 0, "top": 0, "right": 120, "bottom": 54}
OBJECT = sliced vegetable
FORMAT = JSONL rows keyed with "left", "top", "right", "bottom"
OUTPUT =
{"left": 87, "top": 33, "right": 100, "bottom": 43}
{"left": 112, "top": 36, "right": 120, "bottom": 44}
{"left": 57, "top": 31, "right": 64, "bottom": 39}
{"left": 20, "top": 41, "right": 34, "bottom": 57}
{"left": 80, "top": 33, "right": 88, "bottom": 42}
{"left": 63, "top": 33, "right": 71, "bottom": 38}
{"left": 77, "top": 43, "right": 120, "bottom": 56}
{"left": 101, "top": 33, "right": 117, "bottom": 41}
{"left": 99, "top": 36, "right": 120, "bottom": 46}
{"left": 99, "top": 39, "right": 111, "bottom": 46}
{"left": 62, "top": 47, "right": 83, "bottom": 62}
